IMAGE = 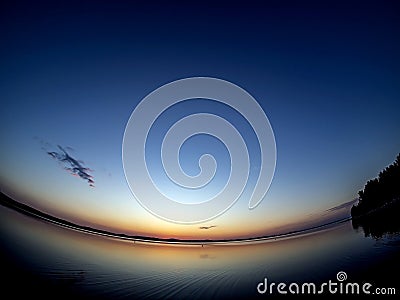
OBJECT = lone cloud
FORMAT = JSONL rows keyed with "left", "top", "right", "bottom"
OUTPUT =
{"left": 47, "top": 145, "right": 95, "bottom": 187}
{"left": 199, "top": 225, "right": 217, "bottom": 230}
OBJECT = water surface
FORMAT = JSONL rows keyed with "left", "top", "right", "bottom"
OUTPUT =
{"left": 0, "top": 205, "right": 399, "bottom": 299}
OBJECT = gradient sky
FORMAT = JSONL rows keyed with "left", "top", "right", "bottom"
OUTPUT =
{"left": 1, "top": 1, "right": 399, "bottom": 239}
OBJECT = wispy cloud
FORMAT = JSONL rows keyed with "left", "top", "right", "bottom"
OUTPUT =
{"left": 199, "top": 225, "right": 217, "bottom": 230}
{"left": 325, "top": 198, "right": 358, "bottom": 212}
{"left": 45, "top": 143, "right": 95, "bottom": 187}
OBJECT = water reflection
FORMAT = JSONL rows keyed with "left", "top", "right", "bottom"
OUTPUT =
{"left": 352, "top": 200, "right": 400, "bottom": 239}
{"left": 1, "top": 205, "right": 399, "bottom": 299}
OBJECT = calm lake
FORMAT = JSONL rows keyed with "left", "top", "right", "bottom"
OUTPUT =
{"left": 0, "top": 204, "right": 399, "bottom": 299}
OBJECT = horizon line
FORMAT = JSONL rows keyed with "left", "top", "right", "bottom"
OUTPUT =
{"left": 0, "top": 191, "right": 351, "bottom": 246}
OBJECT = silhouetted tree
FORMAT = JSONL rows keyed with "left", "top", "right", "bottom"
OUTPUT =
{"left": 351, "top": 153, "right": 400, "bottom": 218}
{"left": 351, "top": 153, "right": 400, "bottom": 238}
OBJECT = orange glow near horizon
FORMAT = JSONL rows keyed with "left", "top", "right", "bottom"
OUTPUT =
{"left": 2, "top": 186, "right": 351, "bottom": 241}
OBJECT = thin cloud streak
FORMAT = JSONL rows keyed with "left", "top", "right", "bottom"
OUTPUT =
{"left": 325, "top": 199, "right": 358, "bottom": 213}
{"left": 199, "top": 225, "right": 217, "bottom": 230}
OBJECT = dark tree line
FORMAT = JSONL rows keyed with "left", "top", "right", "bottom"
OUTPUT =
{"left": 351, "top": 153, "right": 400, "bottom": 218}
{"left": 351, "top": 153, "right": 400, "bottom": 238}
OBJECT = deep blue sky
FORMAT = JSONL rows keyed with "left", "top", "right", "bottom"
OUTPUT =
{"left": 1, "top": 1, "right": 399, "bottom": 238}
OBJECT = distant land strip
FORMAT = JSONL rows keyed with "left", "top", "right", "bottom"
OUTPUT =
{"left": 0, "top": 192, "right": 350, "bottom": 246}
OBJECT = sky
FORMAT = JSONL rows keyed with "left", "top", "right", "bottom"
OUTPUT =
{"left": 0, "top": 0, "right": 399, "bottom": 239}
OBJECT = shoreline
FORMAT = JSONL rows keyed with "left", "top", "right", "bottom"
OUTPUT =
{"left": 0, "top": 192, "right": 351, "bottom": 246}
